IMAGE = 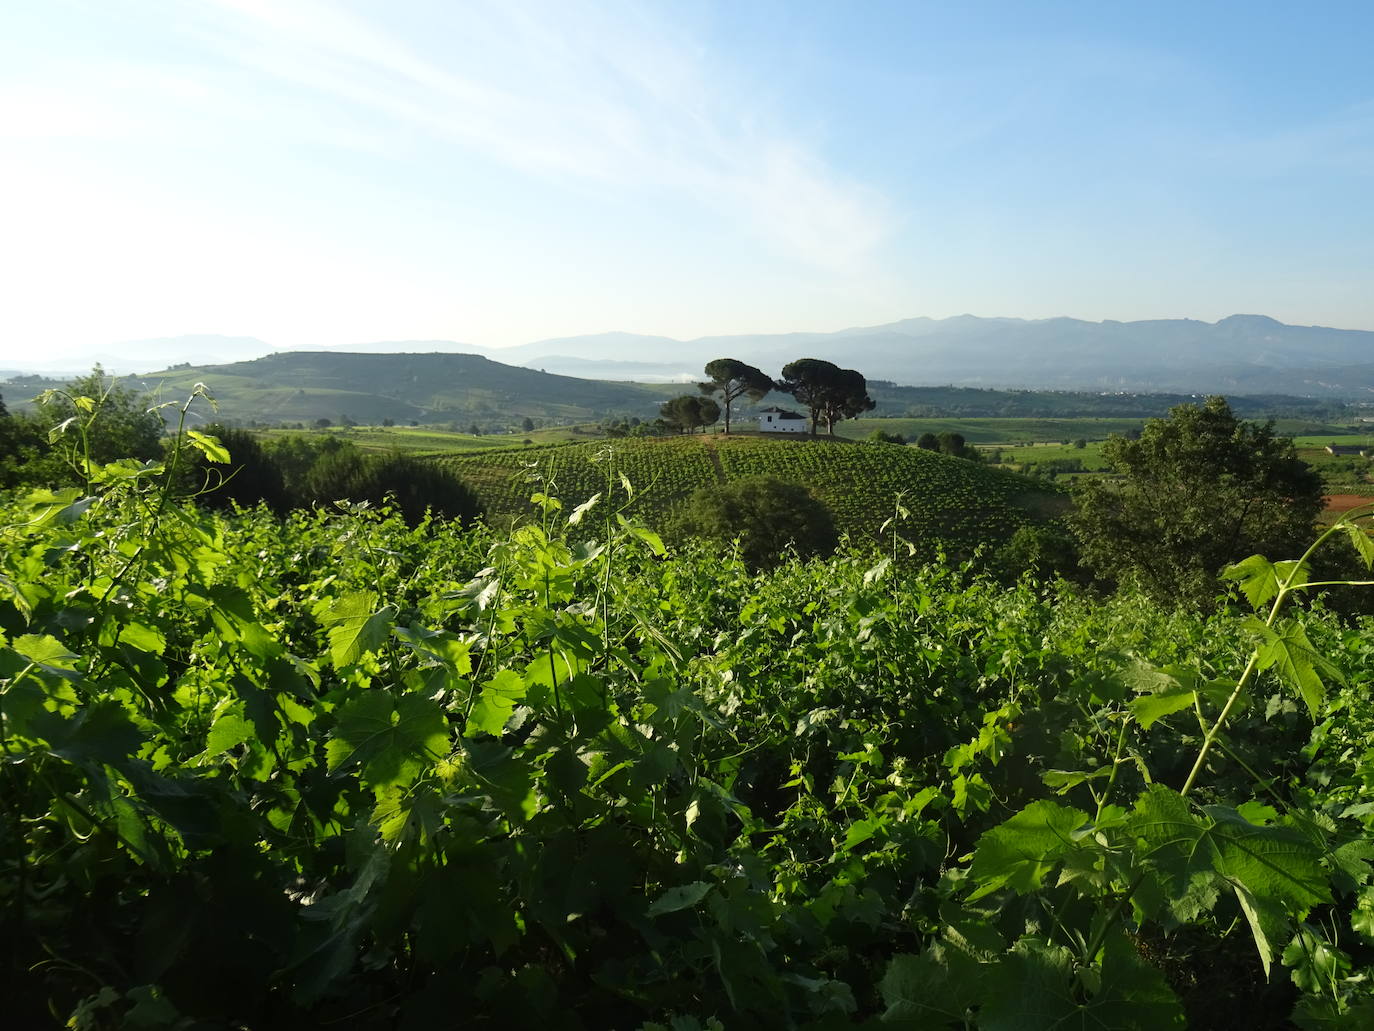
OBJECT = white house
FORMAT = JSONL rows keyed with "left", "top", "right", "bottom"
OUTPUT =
{"left": 757, "top": 406, "right": 808, "bottom": 434}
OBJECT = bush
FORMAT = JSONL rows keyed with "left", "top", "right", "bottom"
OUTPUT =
{"left": 179, "top": 424, "right": 287, "bottom": 512}
{"left": 867, "top": 429, "right": 907, "bottom": 445}
{"left": 305, "top": 449, "right": 480, "bottom": 525}
{"left": 675, "top": 475, "right": 837, "bottom": 569}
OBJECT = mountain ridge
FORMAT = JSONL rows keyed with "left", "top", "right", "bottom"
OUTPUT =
{"left": 9, "top": 314, "right": 1374, "bottom": 396}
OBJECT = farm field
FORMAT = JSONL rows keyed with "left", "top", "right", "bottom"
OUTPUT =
{"left": 838, "top": 416, "right": 1363, "bottom": 445}
{"left": 440, "top": 433, "right": 1065, "bottom": 553}
{"left": 254, "top": 423, "right": 596, "bottom": 455}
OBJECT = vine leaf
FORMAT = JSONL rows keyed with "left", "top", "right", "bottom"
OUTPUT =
{"left": 204, "top": 710, "right": 254, "bottom": 758}
{"left": 326, "top": 690, "right": 449, "bottom": 788}
{"left": 320, "top": 592, "right": 394, "bottom": 668}
{"left": 1127, "top": 787, "right": 1329, "bottom": 953}
{"left": 1233, "top": 882, "right": 1290, "bottom": 979}
{"left": 1344, "top": 521, "right": 1374, "bottom": 570}
{"left": 466, "top": 670, "right": 527, "bottom": 737}
{"left": 1222, "top": 555, "right": 1308, "bottom": 610}
{"left": 1124, "top": 664, "right": 1199, "bottom": 730}
{"left": 647, "top": 881, "right": 712, "bottom": 917}
{"left": 186, "top": 430, "right": 230, "bottom": 463}
{"left": 567, "top": 492, "right": 601, "bottom": 525}
{"left": 966, "top": 800, "right": 1089, "bottom": 900}
{"left": 11, "top": 633, "right": 82, "bottom": 679}
{"left": 1248, "top": 620, "right": 1345, "bottom": 717}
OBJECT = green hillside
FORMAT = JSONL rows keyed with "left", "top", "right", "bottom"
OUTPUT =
{"left": 442, "top": 434, "right": 1065, "bottom": 552}
{"left": 74, "top": 351, "right": 680, "bottom": 427}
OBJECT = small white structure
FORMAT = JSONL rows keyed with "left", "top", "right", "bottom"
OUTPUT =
{"left": 757, "top": 406, "right": 808, "bottom": 434}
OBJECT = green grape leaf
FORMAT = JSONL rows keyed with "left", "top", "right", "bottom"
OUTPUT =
{"left": 967, "top": 800, "right": 1089, "bottom": 900}
{"left": 976, "top": 938, "right": 1077, "bottom": 1030}
{"left": 11, "top": 633, "right": 82, "bottom": 679}
{"left": 1128, "top": 787, "right": 1330, "bottom": 932}
{"left": 320, "top": 591, "right": 394, "bottom": 668}
{"left": 1351, "top": 886, "right": 1374, "bottom": 944}
{"left": 326, "top": 690, "right": 449, "bottom": 788}
{"left": 392, "top": 625, "right": 471, "bottom": 673}
{"left": 1129, "top": 687, "right": 1197, "bottom": 730}
{"left": 1283, "top": 925, "right": 1351, "bottom": 995}
{"left": 42, "top": 699, "right": 144, "bottom": 765}
{"left": 647, "top": 881, "right": 713, "bottom": 916}
{"left": 1234, "top": 879, "right": 1292, "bottom": 980}
{"left": 204, "top": 710, "right": 254, "bottom": 758}
{"left": 1344, "top": 520, "right": 1374, "bottom": 570}
{"left": 186, "top": 430, "right": 230, "bottom": 463}
{"left": 1087, "top": 931, "right": 1186, "bottom": 1028}
{"left": 1254, "top": 621, "right": 1344, "bottom": 717}
{"left": 1223, "top": 556, "right": 1309, "bottom": 610}
{"left": 1042, "top": 767, "right": 1112, "bottom": 793}
{"left": 465, "top": 670, "right": 526, "bottom": 737}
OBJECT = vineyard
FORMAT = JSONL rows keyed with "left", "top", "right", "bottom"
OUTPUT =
{"left": 442, "top": 435, "right": 1062, "bottom": 554}
{"left": 4, "top": 423, "right": 1374, "bottom": 1029}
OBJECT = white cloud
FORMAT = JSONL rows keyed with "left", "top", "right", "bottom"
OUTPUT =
{"left": 190, "top": 0, "right": 891, "bottom": 270}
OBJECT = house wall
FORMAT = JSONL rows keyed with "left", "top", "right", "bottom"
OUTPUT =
{"left": 758, "top": 414, "right": 808, "bottom": 433}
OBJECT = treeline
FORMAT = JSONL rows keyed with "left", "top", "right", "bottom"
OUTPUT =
{"left": 179, "top": 427, "right": 479, "bottom": 524}
{"left": 867, "top": 382, "right": 1365, "bottom": 421}
{"left": 0, "top": 373, "right": 479, "bottom": 525}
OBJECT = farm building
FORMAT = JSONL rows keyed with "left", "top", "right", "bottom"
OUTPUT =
{"left": 1325, "top": 445, "right": 1370, "bottom": 457}
{"left": 757, "top": 406, "right": 808, "bottom": 434}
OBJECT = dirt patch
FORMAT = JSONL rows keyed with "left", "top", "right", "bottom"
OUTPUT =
{"left": 1324, "top": 494, "right": 1374, "bottom": 516}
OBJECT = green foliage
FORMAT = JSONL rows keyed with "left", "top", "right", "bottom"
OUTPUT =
{"left": 700, "top": 358, "right": 772, "bottom": 434}
{"left": 867, "top": 428, "right": 907, "bottom": 445}
{"left": 177, "top": 422, "right": 287, "bottom": 510}
{"left": 776, "top": 358, "right": 875, "bottom": 435}
{"left": 675, "top": 474, "right": 838, "bottom": 568}
{"left": 1072, "top": 396, "right": 1325, "bottom": 604}
{"left": 1, "top": 368, "right": 167, "bottom": 487}
{"left": 3, "top": 391, "right": 1372, "bottom": 1029}
{"left": 304, "top": 447, "right": 480, "bottom": 524}
{"left": 659, "top": 394, "right": 721, "bottom": 434}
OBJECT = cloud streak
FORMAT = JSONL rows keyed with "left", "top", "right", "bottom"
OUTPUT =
{"left": 192, "top": 0, "right": 890, "bottom": 270}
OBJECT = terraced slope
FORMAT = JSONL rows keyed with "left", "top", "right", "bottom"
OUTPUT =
{"left": 442, "top": 435, "right": 1065, "bottom": 552}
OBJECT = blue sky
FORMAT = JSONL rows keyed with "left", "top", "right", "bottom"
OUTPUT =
{"left": 2, "top": 0, "right": 1372, "bottom": 359}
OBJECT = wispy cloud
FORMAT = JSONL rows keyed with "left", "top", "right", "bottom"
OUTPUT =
{"left": 189, "top": 0, "right": 890, "bottom": 269}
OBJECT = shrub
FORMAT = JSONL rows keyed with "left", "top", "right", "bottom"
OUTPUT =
{"left": 675, "top": 475, "right": 837, "bottom": 569}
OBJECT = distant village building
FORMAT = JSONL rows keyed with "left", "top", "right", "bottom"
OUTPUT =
{"left": 757, "top": 406, "right": 808, "bottom": 434}
{"left": 1325, "top": 444, "right": 1370, "bottom": 457}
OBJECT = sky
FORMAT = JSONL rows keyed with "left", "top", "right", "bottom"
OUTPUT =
{"left": 2, "top": 0, "right": 1373, "bottom": 362}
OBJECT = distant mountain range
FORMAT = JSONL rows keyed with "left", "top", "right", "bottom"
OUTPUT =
{"left": 8, "top": 314, "right": 1374, "bottom": 396}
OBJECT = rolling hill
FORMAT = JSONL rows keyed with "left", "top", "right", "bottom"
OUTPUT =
{"left": 441, "top": 434, "right": 1065, "bottom": 555}
{"left": 14, "top": 351, "right": 682, "bottom": 428}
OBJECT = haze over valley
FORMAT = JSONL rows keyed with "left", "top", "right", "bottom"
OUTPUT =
{"left": 11, "top": 312, "right": 1374, "bottom": 400}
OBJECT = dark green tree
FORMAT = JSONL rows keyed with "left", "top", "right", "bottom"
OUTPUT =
{"left": 699, "top": 358, "right": 772, "bottom": 435}
{"left": 675, "top": 475, "right": 837, "bottom": 569}
{"left": 1071, "top": 395, "right": 1324, "bottom": 604}
{"left": 775, "top": 359, "right": 874, "bottom": 435}
{"left": 38, "top": 367, "right": 165, "bottom": 465}
{"left": 178, "top": 424, "right": 287, "bottom": 512}
{"left": 915, "top": 432, "right": 940, "bottom": 451}
{"left": 659, "top": 395, "right": 720, "bottom": 434}
{"left": 304, "top": 449, "right": 480, "bottom": 525}
{"left": 867, "top": 428, "right": 906, "bottom": 445}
